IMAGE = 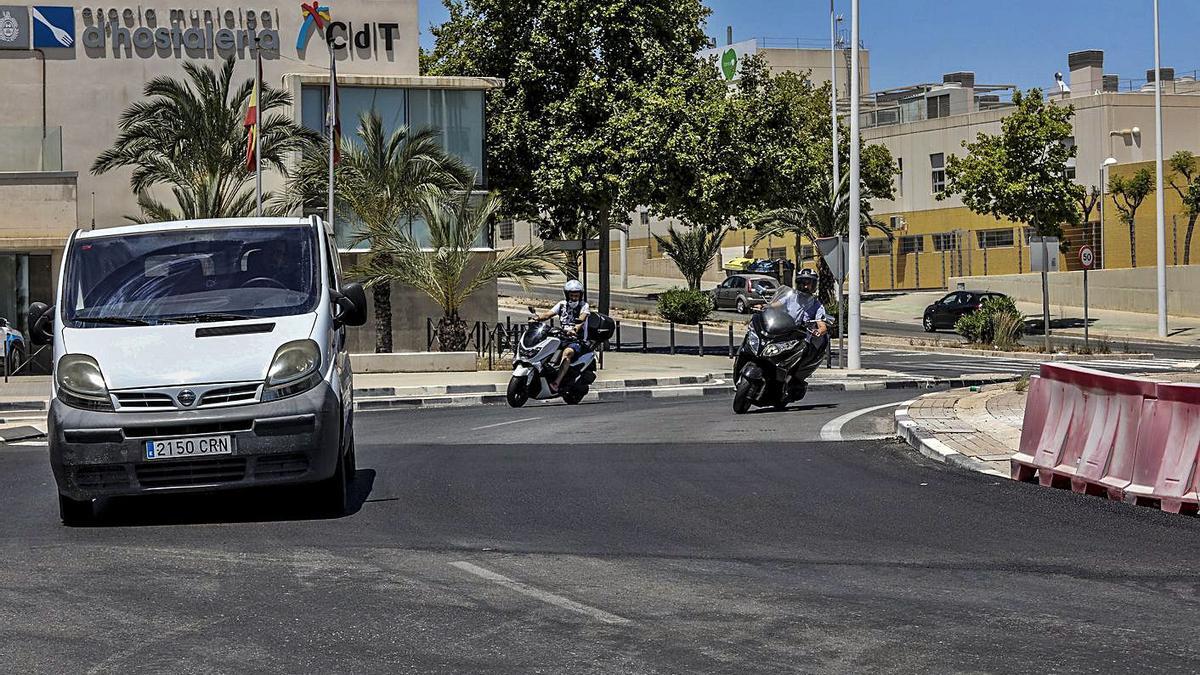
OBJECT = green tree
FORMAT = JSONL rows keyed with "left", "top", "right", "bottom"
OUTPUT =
{"left": 281, "top": 111, "right": 477, "bottom": 353}
{"left": 1077, "top": 185, "right": 1101, "bottom": 225}
{"left": 351, "top": 190, "right": 562, "bottom": 351}
{"left": 942, "top": 88, "right": 1083, "bottom": 240}
{"left": 1109, "top": 167, "right": 1154, "bottom": 268}
{"left": 93, "top": 57, "right": 314, "bottom": 222}
{"left": 1168, "top": 150, "right": 1200, "bottom": 264}
{"left": 653, "top": 225, "right": 729, "bottom": 290}
{"left": 425, "top": 0, "right": 713, "bottom": 311}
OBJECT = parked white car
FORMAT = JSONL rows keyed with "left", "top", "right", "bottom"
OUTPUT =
{"left": 28, "top": 216, "right": 368, "bottom": 525}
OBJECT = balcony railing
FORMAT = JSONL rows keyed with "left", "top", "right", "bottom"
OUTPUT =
{"left": 0, "top": 127, "right": 63, "bottom": 172}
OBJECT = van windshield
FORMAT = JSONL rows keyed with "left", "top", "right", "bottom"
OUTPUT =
{"left": 63, "top": 225, "right": 321, "bottom": 327}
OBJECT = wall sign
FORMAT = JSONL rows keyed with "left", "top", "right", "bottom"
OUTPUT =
{"left": 80, "top": 6, "right": 281, "bottom": 54}
{"left": 0, "top": 5, "right": 30, "bottom": 49}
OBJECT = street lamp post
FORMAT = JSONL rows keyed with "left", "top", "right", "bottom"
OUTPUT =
{"left": 1100, "top": 157, "right": 1117, "bottom": 271}
{"left": 1152, "top": 0, "right": 1169, "bottom": 337}
{"left": 847, "top": 0, "right": 862, "bottom": 369}
{"left": 830, "top": 0, "right": 843, "bottom": 368}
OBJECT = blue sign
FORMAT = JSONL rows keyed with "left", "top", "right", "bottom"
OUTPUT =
{"left": 32, "top": 5, "right": 73, "bottom": 48}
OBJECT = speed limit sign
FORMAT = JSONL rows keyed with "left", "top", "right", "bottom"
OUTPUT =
{"left": 1079, "top": 245, "right": 1095, "bottom": 270}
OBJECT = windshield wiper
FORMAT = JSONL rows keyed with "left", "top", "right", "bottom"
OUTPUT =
{"left": 73, "top": 316, "right": 152, "bottom": 326}
{"left": 159, "top": 313, "right": 257, "bottom": 324}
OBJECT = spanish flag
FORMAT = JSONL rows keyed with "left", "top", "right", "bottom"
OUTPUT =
{"left": 244, "top": 51, "right": 262, "bottom": 172}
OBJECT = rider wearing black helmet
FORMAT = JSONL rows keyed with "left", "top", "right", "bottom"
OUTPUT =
{"left": 782, "top": 268, "right": 828, "bottom": 337}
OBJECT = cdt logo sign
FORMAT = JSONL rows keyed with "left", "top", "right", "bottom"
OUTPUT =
{"left": 0, "top": 5, "right": 30, "bottom": 49}
{"left": 32, "top": 5, "right": 73, "bottom": 48}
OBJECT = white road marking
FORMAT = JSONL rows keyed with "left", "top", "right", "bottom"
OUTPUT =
{"left": 450, "top": 561, "right": 631, "bottom": 625}
{"left": 471, "top": 416, "right": 543, "bottom": 431}
{"left": 820, "top": 400, "right": 914, "bottom": 442}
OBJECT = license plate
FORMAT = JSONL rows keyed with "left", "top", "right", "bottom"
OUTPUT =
{"left": 145, "top": 435, "right": 234, "bottom": 461}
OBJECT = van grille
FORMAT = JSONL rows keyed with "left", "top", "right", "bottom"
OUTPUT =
{"left": 255, "top": 453, "right": 310, "bottom": 480}
{"left": 199, "top": 383, "right": 260, "bottom": 407}
{"left": 114, "top": 392, "right": 174, "bottom": 409}
{"left": 74, "top": 465, "right": 131, "bottom": 490}
{"left": 122, "top": 420, "right": 253, "bottom": 440}
{"left": 136, "top": 457, "right": 247, "bottom": 488}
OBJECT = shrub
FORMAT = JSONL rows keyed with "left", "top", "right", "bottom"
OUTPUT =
{"left": 955, "top": 295, "right": 1025, "bottom": 347}
{"left": 657, "top": 288, "right": 714, "bottom": 325}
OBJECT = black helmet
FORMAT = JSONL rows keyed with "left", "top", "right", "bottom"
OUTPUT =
{"left": 796, "top": 268, "right": 818, "bottom": 295}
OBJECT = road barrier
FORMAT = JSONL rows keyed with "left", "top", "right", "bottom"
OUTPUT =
{"left": 1011, "top": 363, "right": 1200, "bottom": 514}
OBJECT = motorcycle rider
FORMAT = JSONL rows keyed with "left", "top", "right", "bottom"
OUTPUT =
{"left": 781, "top": 269, "right": 829, "bottom": 338}
{"left": 530, "top": 279, "right": 590, "bottom": 393}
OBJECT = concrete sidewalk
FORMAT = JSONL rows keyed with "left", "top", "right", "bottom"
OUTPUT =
{"left": 894, "top": 371, "right": 1200, "bottom": 478}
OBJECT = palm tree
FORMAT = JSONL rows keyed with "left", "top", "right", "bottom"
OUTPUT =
{"left": 351, "top": 190, "right": 563, "bottom": 351}
{"left": 282, "top": 111, "right": 476, "bottom": 353}
{"left": 654, "top": 225, "right": 729, "bottom": 291}
{"left": 751, "top": 172, "right": 892, "bottom": 304}
{"left": 92, "top": 57, "right": 313, "bottom": 222}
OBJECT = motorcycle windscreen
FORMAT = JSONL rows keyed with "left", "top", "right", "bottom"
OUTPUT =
{"left": 521, "top": 322, "right": 551, "bottom": 348}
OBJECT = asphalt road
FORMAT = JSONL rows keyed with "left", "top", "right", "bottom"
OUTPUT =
{"left": 4, "top": 392, "right": 1200, "bottom": 672}
{"left": 499, "top": 280, "right": 1199, "bottom": 360}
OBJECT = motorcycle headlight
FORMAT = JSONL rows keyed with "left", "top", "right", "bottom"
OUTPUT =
{"left": 56, "top": 354, "right": 113, "bottom": 411}
{"left": 262, "top": 339, "right": 322, "bottom": 401}
{"left": 762, "top": 339, "right": 801, "bottom": 357}
{"left": 745, "top": 330, "right": 761, "bottom": 352}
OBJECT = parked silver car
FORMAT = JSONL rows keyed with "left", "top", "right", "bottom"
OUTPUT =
{"left": 710, "top": 274, "right": 778, "bottom": 314}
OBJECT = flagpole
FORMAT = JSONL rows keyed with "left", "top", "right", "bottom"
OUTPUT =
{"left": 254, "top": 37, "right": 263, "bottom": 217}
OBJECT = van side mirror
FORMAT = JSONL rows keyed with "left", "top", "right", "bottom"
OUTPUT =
{"left": 333, "top": 282, "right": 368, "bottom": 327}
{"left": 28, "top": 302, "right": 54, "bottom": 346}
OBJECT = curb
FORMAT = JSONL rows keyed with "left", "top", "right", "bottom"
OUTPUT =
{"left": 0, "top": 425, "right": 46, "bottom": 444}
{"left": 355, "top": 374, "right": 1021, "bottom": 411}
{"left": 0, "top": 401, "right": 47, "bottom": 412}
{"left": 862, "top": 339, "right": 1155, "bottom": 361}
{"left": 893, "top": 399, "right": 1009, "bottom": 478}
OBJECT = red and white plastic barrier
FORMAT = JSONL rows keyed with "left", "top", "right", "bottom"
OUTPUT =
{"left": 1011, "top": 363, "right": 1200, "bottom": 514}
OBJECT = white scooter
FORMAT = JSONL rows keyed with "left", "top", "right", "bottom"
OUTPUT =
{"left": 506, "top": 308, "right": 613, "bottom": 407}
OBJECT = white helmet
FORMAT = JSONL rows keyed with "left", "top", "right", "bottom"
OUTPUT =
{"left": 563, "top": 279, "right": 584, "bottom": 306}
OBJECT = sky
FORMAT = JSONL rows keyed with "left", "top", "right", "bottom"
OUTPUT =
{"left": 416, "top": 0, "right": 1200, "bottom": 93}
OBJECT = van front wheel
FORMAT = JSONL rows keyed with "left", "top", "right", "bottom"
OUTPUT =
{"left": 311, "top": 447, "right": 348, "bottom": 517}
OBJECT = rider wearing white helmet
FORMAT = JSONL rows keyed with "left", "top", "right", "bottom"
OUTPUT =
{"left": 781, "top": 269, "right": 828, "bottom": 337}
{"left": 530, "top": 279, "right": 591, "bottom": 392}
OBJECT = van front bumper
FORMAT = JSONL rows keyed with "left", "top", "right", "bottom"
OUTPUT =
{"left": 49, "top": 383, "right": 342, "bottom": 501}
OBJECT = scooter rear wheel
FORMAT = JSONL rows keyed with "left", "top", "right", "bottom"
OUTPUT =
{"left": 506, "top": 376, "right": 529, "bottom": 408}
{"left": 733, "top": 378, "right": 753, "bottom": 415}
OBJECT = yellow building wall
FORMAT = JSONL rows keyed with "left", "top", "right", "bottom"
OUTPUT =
{"left": 1101, "top": 160, "right": 1200, "bottom": 269}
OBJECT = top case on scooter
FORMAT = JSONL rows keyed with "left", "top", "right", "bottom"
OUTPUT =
{"left": 587, "top": 312, "right": 616, "bottom": 344}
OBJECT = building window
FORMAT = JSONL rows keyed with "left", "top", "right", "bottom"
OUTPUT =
{"left": 899, "top": 235, "right": 925, "bottom": 254}
{"left": 926, "top": 94, "right": 950, "bottom": 119}
{"left": 768, "top": 247, "right": 788, "bottom": 260}
{"left": 640, "top": 211, "right": 651, "bottom": 226}
{"left": 865, "top": 238, "right": 892, "bottom": 256}
{"left": 976, "top": 228, "right": 1015, "bottom": 249}
{"left": 1062, "top": 135, "right": 1077, "bottom": 180}
{"left": 932, "top": 232, "right": 959, "bottom": 251}
{"left": 799, "top": 244, "right": 815, "bottom": 260}
{"left": 896, "top": 157, "right": 903, "bottom": 197}
{"left": 930, "top": 153, "right": 946, "bottom": 194}
{"left": 499, "top": 221, "right": 514, "bottom": 240}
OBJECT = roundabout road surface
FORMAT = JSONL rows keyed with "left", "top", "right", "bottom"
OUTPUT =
{"left": 3, "top": 392, "right": 1200, "bottom": 673}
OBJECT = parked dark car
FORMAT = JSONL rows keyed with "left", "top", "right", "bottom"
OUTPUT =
{"left": 922, "top": 290, "right": 1009, "bottom": 331}
{"left": 711, "top": 274, "right": 779, "bottom": 314}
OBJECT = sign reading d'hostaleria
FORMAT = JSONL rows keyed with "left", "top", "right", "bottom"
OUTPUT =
{"left": 80, "top": 6, "right": 282, "bottom": 54}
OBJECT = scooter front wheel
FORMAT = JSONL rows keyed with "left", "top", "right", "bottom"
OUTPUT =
{"left": 506, "top": 376, "right": 529, "bottom": 408}
{"left": 733, "top": 378, "right": 754, "bottom": 415}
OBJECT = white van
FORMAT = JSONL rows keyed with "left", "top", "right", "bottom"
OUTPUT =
{"left": 27, "top": 216, "right": 368, "bottom": 525}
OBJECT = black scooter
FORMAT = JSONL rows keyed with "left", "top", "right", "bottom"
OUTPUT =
{"left": 732, "top": 287, "right": 829, "bottom": 414}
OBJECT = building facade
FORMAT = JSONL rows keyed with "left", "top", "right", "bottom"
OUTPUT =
{"left": 0, "top": 0, "right": 498, "bottom": 349}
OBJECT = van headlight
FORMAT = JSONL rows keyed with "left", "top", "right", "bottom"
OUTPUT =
{"left": 57, "top": 354, "right": 114, "bottom": 411}
{"left": 262, "top": 340, "right": 322, "bottom": 401}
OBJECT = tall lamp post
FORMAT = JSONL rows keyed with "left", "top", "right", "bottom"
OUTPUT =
{"left": 1152, "top": 0, "right": 1168, "bottom": 337}
{"left": 830, "top": 1, "right": 844, "bottom": 368}
{"left": 1100, "top": 157, "right": 1118, "bottom": 269}
{"left": 847, "top": 0, "right": 862, "bottom": 369}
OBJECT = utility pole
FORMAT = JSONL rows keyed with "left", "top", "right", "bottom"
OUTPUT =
{"left": 847, "top": 0, "right": 862, "bottom": 370}
{"left": 1153, "top": 0, "right": 1169, "bottom": 337}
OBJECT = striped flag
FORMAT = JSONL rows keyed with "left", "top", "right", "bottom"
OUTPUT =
{"left": 244, "top": 50, "right": 262, "bottom": 172}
